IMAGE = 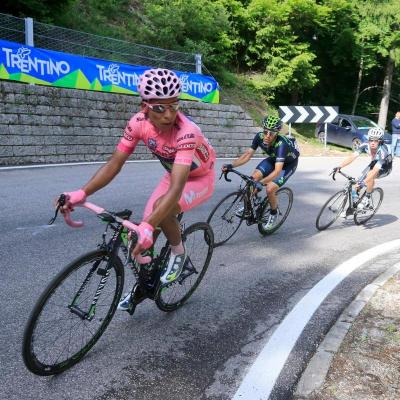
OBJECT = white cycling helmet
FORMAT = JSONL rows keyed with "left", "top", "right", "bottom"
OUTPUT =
{"left": 138, "top": 68, "right": 182, "bottom": 100}
{"left": 368, "top": 127, "right": 384, "bottom": 140}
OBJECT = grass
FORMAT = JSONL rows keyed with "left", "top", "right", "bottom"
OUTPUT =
{"left": 218, "top": 75, "right": 351, "bottom": 155}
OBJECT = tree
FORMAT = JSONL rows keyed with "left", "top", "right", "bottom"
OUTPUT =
{"left": 352, "top": 1, "right": 400, "bottom": 127}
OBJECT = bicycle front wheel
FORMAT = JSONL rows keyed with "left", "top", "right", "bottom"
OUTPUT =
{"left": 354, "top": 187, "right": 383, "bottom": 225}
{"left": 22, "top": 250, "right": 124, "bottom": 376}
{"left": 206, "top": 191, "right": 245, "bottom": 247}
{"left": 155, "top": 222, "right": 214, "bottom": 312}
{"left": 257, "top": 187, "right": 293, "bottom": 236}
{"left": 316, "top": 190, "right": 348, "bottom": 231}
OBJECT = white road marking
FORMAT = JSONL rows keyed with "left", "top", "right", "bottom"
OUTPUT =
{"left": 232, "top": 239, "right": 400, "bottom": 400}
{"left": 16, "top": 224, "right": 57, "bottom": 236}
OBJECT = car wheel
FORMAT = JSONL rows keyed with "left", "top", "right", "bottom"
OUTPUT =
{"left": 352, "top": 138, "right": 362, "bottom": 151}
{"left": 317, "top": 131, "right": 325, "bottom": 144}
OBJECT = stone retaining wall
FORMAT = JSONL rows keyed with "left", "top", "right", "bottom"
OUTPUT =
{"left": 0, "top": 81, "right": 260, "bottom": 166}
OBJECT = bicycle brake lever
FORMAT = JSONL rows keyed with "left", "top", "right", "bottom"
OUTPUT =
{"left": 223, "top": 171, "right": 232, "bottom": 182}
{"left": 48, "top": 206, "right": 59, "bottom": 225}
{"left": 48, "top": 194, "right": 67, "bottom": 225}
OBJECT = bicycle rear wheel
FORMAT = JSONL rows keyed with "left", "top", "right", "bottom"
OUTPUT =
{"left": 155, "top": 222, "right": 214, "bottom": 312}
{"left": 316, "top": 190, "right": 348, "bottom": 231}
{"left": 206, "top": 191, "right": 245, "bottom": 247}
{"left": 257, "top": 187, "right": 293, "bottom": 235}
{"left": 354, "top": 187, "right": 383, "bottom": 225}
{"left": 22, "top": 250, "right": 124, "bottom": 375}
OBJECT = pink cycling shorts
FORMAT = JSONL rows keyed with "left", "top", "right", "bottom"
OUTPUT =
{"left": 143, "top": 170, "right": 215, "bottom": 220}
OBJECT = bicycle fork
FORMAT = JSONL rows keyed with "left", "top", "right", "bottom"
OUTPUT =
{"left": 68, "top": 257, "right": 110, "bottom": 321}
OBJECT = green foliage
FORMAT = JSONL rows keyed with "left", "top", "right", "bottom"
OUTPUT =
{"left": 2, "top": 0, "right": 399, "bottom": 120}
{"left": 1, "top": 0, "right": 73, "bottom": 22}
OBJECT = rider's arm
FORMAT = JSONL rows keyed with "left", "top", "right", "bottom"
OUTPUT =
{"left": 231, "top": 148, "right": 256, "bottom": 168}
{"left": 260, "top": 161, "right": 284, "bottom": 184}
{"left": 82, "top": 150, "right": 130, "bottom": 195}
{"left": 338, "top": 152, "right": 359, "bottom": 169}
{"left": 145, "top": 163, "right": 190, "bottom": 228}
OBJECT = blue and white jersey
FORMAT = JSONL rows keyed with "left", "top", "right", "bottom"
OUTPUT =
{"left": 354, "top": 143, "right": 392, "bottom": 170}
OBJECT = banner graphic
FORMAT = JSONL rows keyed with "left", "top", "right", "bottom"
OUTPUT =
{"left": 0, "top": 39, "right": 219, "bottom": 103}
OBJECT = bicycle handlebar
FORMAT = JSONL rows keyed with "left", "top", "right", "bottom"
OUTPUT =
{"left": 52, "top": 196, "right": 151, "bottom": 264}
{"left": 331, "top": 169, "right": 356, "bottom": 183}
{"left": 220, "top": 168, "right": 265, "bottom": 190}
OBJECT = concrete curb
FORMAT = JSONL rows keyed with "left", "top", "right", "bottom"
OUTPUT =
{"left": 295, "top": 261, "right": 400, "bottom": 399}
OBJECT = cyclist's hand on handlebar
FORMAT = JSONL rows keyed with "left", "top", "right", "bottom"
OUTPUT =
{"left": 332, "top": 166, "right": 341, "bottom": 173}
{"left": 132, "top": 221, "right": 154, "bottom": 256}
{"left": 222, "top": 163, "right": 233, "bottom": 172}
{"left": 58, "top": 189, "right": 87, "bottom": 212}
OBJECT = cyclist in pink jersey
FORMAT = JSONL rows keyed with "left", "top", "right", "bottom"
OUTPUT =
{"left": 60, "top": 68, "right": 215, "bottom": 312}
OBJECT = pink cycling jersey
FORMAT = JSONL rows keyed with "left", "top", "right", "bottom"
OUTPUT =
{"left": 117, "top": 111, "right": 215, "bottom": 177}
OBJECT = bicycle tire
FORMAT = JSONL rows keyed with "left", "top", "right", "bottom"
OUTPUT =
{"left": 155, "top": 222, "right": 214, "bottom": 312}
{"left": 316, "top": 190, "right": 348, "bottom": 231}
{"left": 206, "top": 191, "right": 245, "bottom": 247}
{"left": 22, "top": 249, "right": 124, "bottom": 376}
{"left": 257, "top": 187, "right": 294, "bottom": 236}
{"left": 354, "top": 187, "right": 384, "bottom": 225}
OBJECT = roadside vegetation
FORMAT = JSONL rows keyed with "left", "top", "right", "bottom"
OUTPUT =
{"left": 4, "top": 0, "right": 397, "bottom": 153}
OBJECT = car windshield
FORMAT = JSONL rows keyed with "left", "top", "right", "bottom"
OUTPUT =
{"left": 351, "top": 117, "right": 378, "bottom": 129}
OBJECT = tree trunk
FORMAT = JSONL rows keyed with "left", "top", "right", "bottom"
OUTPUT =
{"left": 352, "top": 54, "right": 364, "bottom": 115}
{"left": 378, "top": 56, "right": 394, "bottom": 129}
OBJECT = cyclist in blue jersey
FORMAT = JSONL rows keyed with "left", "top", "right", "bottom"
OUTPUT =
{"left": 333, "top": 127, "right": 392, "bottom": 209}
{"left": 222, "top": 115, "right": 300, "bottom": 230}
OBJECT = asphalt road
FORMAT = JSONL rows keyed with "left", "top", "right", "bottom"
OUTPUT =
{"left": 1, "top": 157, "right": 399, "bottom": 400}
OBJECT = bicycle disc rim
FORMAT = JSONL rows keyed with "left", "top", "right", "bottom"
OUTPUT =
{"left": 155, "top": 222, "right": 214, "bottom": 311}
{"left": 354, "top": 187, "right": 383, "bottom": 225}
{"left": 316, "top": 190, "right": 348, "bottom": 231}
{"left": 258, "top": 187, "right": 293, "bottom": 236}
{"left": 22, "top": 250, "right": 123, "bottom": 375}
{"left": 206, "top": 191, "right": 244, "bottom": 247}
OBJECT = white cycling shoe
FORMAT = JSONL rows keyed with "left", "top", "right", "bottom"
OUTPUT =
{"left": 160, "top": 251, "right": 186, "bottom": 284}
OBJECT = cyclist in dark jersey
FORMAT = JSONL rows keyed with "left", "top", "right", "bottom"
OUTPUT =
{"left": 333, "top": 127, "right": 392, "bottom": 209}
{"left": 223, "top": 115, "right": 300, "bottom": 230}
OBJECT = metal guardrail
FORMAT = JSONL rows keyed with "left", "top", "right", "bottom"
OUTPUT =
{"left": 0, "top": 13, "right": 201, "bottom": 73}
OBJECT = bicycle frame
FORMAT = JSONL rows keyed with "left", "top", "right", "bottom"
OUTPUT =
{"left": 221, "top": 169, "right": 264, "bottom": 224}
{"left": 67, "top": 211, "right": 133, "bottom": 320}
{"left": 332, "top": 169, "right": 365, "bottom": 213}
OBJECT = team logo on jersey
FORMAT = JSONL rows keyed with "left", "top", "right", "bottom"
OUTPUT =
{"left": 177, "top": 143, "right": 196, "bottom": 151}
{"left": 196, "top": 144, "right": 209, "bottom": 162}
{"left": 162, "top": 145, "right": 177, "bottom": 154}
{"left": 177, "top": 133, "right": 195, "bottom": 142}
{"left": 184, "top": 190, "right": 196, "bottom": 205}
{"left": 123, "top": 126, "right": 133, "bottom": 141}
{"left": 148, "top": 138, "right": 157, "bottom": 149}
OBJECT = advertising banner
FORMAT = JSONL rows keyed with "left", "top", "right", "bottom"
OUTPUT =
{"left": 0, "top": 39, "right": 219, "bottom": 103}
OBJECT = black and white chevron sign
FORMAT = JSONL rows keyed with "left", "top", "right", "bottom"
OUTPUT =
{"left": 278, "top": 106, "right": 338, "bottom": 123}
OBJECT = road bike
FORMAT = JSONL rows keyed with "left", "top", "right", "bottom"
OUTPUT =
{"left": 22, "top": 195, "right": 214, "bottom": 376}
{"left": 315, "top": 169, "right": 384, "bottom": 230}
{"left": 206, "top": 168, "right": 293, "bottom": 247}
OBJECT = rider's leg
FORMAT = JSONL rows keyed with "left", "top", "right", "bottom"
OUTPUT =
{"left": 252, "top": 169, "right": 264, "bottom": 181}
{"left": 143, "top": 171, "right": 215, "bottom": 283}
{"left": 266, "top": 182, "right": 279, "bottom": 209}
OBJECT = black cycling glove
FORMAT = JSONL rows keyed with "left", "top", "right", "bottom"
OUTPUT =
{"left": 222, "top": 163, "right": 233, "bottom": 171}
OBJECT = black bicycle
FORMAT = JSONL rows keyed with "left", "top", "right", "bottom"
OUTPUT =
{"left": 22, "top": 195, "right": 214, "bottom": 376}
{"left": 316, "top": 169, "right": 384, "bottom": 230}
{"left": 207, "top": 168, "right": 293, "bottom": 247}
